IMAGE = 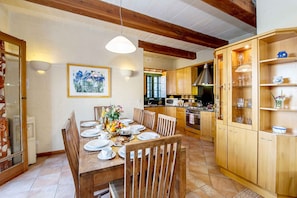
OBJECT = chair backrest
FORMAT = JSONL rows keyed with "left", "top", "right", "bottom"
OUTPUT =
{"left": 94, "top": 106, "right": 108, "bottom": 121}
{"left": 61, "top": 117, "right": 79, "bottom": 197}
{"left": 142, "top": 110, "right": 155, "bottom": 130}
{"left": 69, "top": 111, "right": 79, "bottom": 154}
{"left": 124, "top": 135, "right": 182, "bottom": 198}
{"left": 133, "top": 108, "right": 143, "bottom": 124}
{"left": 156, "top": 113, "right": 177, "bottom": 136}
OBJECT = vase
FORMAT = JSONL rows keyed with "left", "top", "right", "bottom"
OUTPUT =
{"left": 274, "top": 98, "right": 285, "bottom": 109}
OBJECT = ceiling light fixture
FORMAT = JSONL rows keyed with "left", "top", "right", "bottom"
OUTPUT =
{"left": 105, "top": 0, "right": 136, "bottom": 54}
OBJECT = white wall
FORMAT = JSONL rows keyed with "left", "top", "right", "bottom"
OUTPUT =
{"left": 1, "top": 1, "right": 143, "bottom": 153}
{"left": 257, "top": 0, "right": 297, "bottom": 34}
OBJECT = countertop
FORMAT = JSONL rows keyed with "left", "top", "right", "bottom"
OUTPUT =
{"left": 144, "top": 104, "right": 214, "bottom": 112}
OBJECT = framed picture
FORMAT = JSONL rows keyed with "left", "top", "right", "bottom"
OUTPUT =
{"left": 67, "top": 63, "right": 111, "bottom": 97}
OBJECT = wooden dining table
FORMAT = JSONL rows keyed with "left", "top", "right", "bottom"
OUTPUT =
{"left": 79, "top": 120, "right": 186, "bottom": 198}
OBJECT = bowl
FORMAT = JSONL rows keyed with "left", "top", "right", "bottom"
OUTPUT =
{"left": 272, "top": 126, "right": 286, "bottom": 134}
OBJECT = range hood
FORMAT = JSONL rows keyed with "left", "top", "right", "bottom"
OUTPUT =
{"left": 193, "top": 63, "right": 213, "bottom": 86}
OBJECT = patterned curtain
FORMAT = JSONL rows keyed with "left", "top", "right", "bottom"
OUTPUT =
{"left": 0, "top": 40, "right": 11, "bottom": 171}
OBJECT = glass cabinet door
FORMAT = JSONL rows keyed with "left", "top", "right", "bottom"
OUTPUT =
{"left": 214, "top": 48, "right": 227, "bottom": 125}
{"left": 0, "top": 32, "right": 27, "bottom": 185}
{"left": 228, "top": 39, "right": 257, "bottom": 130}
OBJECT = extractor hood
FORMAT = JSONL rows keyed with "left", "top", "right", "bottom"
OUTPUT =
{"left": 193, "top": 63, "right": 213, "bottom": 86}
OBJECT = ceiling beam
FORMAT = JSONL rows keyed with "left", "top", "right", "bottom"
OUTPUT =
{"left": 25, "top": 0, "right": 228, "bottom": 49}
{"left": 202, "top": 0, "right": 256, "bottom": 27}
{"left": 139, "top": 41, "right": 197, "bottom": 60}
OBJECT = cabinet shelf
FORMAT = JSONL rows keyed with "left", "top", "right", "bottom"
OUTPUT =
{"left": 260, "top": 83, "right": 297, "bottom": 87}
{"left": 259, "top": 57, "right": 297, "bottom": 64}
{"left": 260, "top": 130, "right": 297, "bottom": 136}
{"left": 260, "top": 107, "right": 297, "bottom": 112}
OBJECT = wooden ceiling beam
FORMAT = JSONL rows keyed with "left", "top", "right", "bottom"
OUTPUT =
{"left": 25, "top": 0, "right": 228, "bottom": 49}
{"left": 139, "top": 41, "right": 197, "bottom": 60}
{"left": 202, "top": 0, "right": 256, "bottom": 27}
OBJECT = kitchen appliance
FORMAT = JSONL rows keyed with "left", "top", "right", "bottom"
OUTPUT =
{"left": 186, "top": 107, "right": 201, "bottom": 130}
{"left": 193, "top": 63, "right": 213, "bottom": 86}
{"left": 165, "top": 98, "right": 179, "bottom": 106}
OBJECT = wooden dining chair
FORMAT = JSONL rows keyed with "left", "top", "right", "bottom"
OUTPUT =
{"left": 156, "top": 113, "right": 177, "bottom": 136}
{"left": 61, "top": 113, "right": 109, "bottom": 198}
{"left": 94, "top": 106, "right": 108, "bottom": 121}
{"left": 133, "top": 108, "right": 143, "bottom": 124}
{"left": 142, "top": 110, "right": 155, "bottom": 130}
{"left": 109, "top": 135, "right": 182, "bottom": 198}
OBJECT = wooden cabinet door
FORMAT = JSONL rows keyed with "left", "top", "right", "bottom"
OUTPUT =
{"left": 183, "top": 67, "right": 192, "bottom": 95}
{"left": 215, "top": 123, "right": 228, "bottom": 169}
{"left": 176, "top": 68, "right": 184, "bottom": 95}
{"left": 200, "top": 111, "right": 214, "bottom": 141}
{"left": 166, "top": 70, "right": 176, "bottom": 95}
{"left": 258, "top": 132, "right": 276, "bottom": 193}
{"left": 176, "top": 107, "right": 185, "bottom": 132}
{"left": 165, "top": 107, "right": 176, "bottom": 117}
{"left": 228, "top": 126, "right": 257, "bottom": 183}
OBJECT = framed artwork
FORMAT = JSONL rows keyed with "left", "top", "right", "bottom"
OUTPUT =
{"left": 67, "top": 63, "right": 111, "bottom": 97}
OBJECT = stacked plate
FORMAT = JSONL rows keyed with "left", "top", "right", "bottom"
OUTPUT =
{"left": 81, "top": 121, "right": 98, "bottom": 127}
{"left": 130, "top": 125, "right": 146, "bottom": 134}
{"left": 84, "top": 139, "right": 113, "bottom": 151}
{"left": 137, "top": 132, "right": 160, "bottom": 141}
{"left": 118, "top": 146, "right": 149, "bottom": 159}
{"left": 80, "top": 129, "right": 100, "bottom": 138}
{"left": 119, "top": 118, "right": 133, "bottom": 125}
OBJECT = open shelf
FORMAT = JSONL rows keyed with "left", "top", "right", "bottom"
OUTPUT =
{"left": 260, "top": 107, "right": 297, "bottom": 112}
{"left": 259, "top": 57, "right": 297, "bottom": 64}
{"left": 260, "top": 83, "right": 297, "bottom": 87}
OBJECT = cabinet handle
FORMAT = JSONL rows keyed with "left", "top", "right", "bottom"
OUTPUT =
{"left": 260, "top": 137, "right": 272, "bottom": 141}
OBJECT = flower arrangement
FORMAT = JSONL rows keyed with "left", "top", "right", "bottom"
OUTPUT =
{"left": 271, "top": 92, "right": 285, "bottom": 109}
{"left": 103, "top": 105, "right": 123, "bottom": 121}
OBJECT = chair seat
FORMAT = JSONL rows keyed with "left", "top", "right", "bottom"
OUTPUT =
{"left": 109, "top": 179, "right": 124, "bottom": 198}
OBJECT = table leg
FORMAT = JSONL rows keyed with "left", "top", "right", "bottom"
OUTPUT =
{"left": 80, "top": 174, "right": 94, "bottom": 198}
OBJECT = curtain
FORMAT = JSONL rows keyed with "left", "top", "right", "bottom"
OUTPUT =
{"left": 0, "top": 40, "right": 11, "bottom": 171}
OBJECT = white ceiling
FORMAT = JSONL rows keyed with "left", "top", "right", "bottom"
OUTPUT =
{"left": 1, "top": 0, "right": 257, "bottom": 60}
{"left": 102, "top": 0, "right": 256, "bottom": 54}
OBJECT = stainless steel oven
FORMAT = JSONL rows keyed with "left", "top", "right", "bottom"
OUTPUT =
{"left": 186, "top": 107, "right": 201, "bottom": 130}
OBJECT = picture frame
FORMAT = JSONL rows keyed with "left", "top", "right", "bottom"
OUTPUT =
{"left": 67, "top": 63, "right": 111, "bottom": 97}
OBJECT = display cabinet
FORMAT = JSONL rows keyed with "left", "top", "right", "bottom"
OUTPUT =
{"left": 258, "top": 29, "right": 297, "bottom": 135}
{"left": 227, "top": 39, "right": 258, "bottom": 131}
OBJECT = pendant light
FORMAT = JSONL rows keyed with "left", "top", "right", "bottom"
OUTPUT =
{"left": 105, "top": 0, "right": 136, "bottom": 54}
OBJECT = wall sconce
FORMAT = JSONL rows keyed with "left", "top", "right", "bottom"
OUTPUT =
{"left": 30, "top": 60, "right": 51, "bottom": 74}
{"left": 120, "top": 69, "right": 133, "bottom": 78}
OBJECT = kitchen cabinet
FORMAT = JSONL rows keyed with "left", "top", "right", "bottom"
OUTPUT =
{"left": 258, "top": 131, "right": 297, "bottom": 197}
{"left": 214, "top": 38, "right": 259, "bottom": 188}
{"left": 215, "top": 28, "right": 297, "bottom": 198}
{"left": 257, "top": 28, "right": 297, "bottom": 197}
{"left": 215, "top": 123, "right": 227, "bottom": 169}
{"left": 176, "top": 107, "right": 185, "bottom": 132}
{"left": 165, "top": 106, "right": 176, "bottom": 118}
{"left": 227, "top": 126, "right": 257, "bottom": 184}
{"left": 166, "top": 70, "right": 176, "bottom": 95}
{"left": 176, "top": 67, "right": 197, "bottom": 95}
{"left": 200, "top": 111, "right": 215, "bottom": 142}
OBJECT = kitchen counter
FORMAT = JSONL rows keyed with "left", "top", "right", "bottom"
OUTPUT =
{"left": 144, "top": 104, "right": 214, "bottom": 112}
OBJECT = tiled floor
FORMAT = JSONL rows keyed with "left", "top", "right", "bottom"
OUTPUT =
{"left": 0, "top": 134, "right": 261, "bottom": 198}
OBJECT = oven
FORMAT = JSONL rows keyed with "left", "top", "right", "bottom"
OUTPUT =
{"left": 186, "top": 107, "right": 201, "bottom": 130}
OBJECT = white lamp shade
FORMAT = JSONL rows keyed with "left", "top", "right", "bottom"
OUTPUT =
{"left": 105, "top": 35, "right": 136, "bottom": 54}
{"left": 30, "top": 61, "right": 51, "bottom": 72}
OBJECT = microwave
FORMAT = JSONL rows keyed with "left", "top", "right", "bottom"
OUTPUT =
{"left": 165, "top": 98, "right": 179, "bottom": 106}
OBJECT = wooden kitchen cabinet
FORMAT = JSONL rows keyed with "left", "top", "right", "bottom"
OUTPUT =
{"left": 215, "top": 123, "right": 227, "bottom": 169}
{"left": 166, "top": 70, "right": 176, "bottom": 95}
{"left": 176, "top": 67, "right": 197, "bottom": 95}
{"left": 200, "top": 111, "right": 215, "bottom": 142}
{"left": 165, "top": 106, "right": 176, "bottom": 117}
{"left": 227, "top": 126, "right": 258, "bottom": 184}
{"left": 214, "top": 28, "right": 297, "bottom": 198}
{"left": 176, "top": 107, "right": 185, "bottom": 132}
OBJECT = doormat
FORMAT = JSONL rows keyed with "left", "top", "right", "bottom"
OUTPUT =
{"left": 233, "top": 188, "right": 263, "bottom": 198}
